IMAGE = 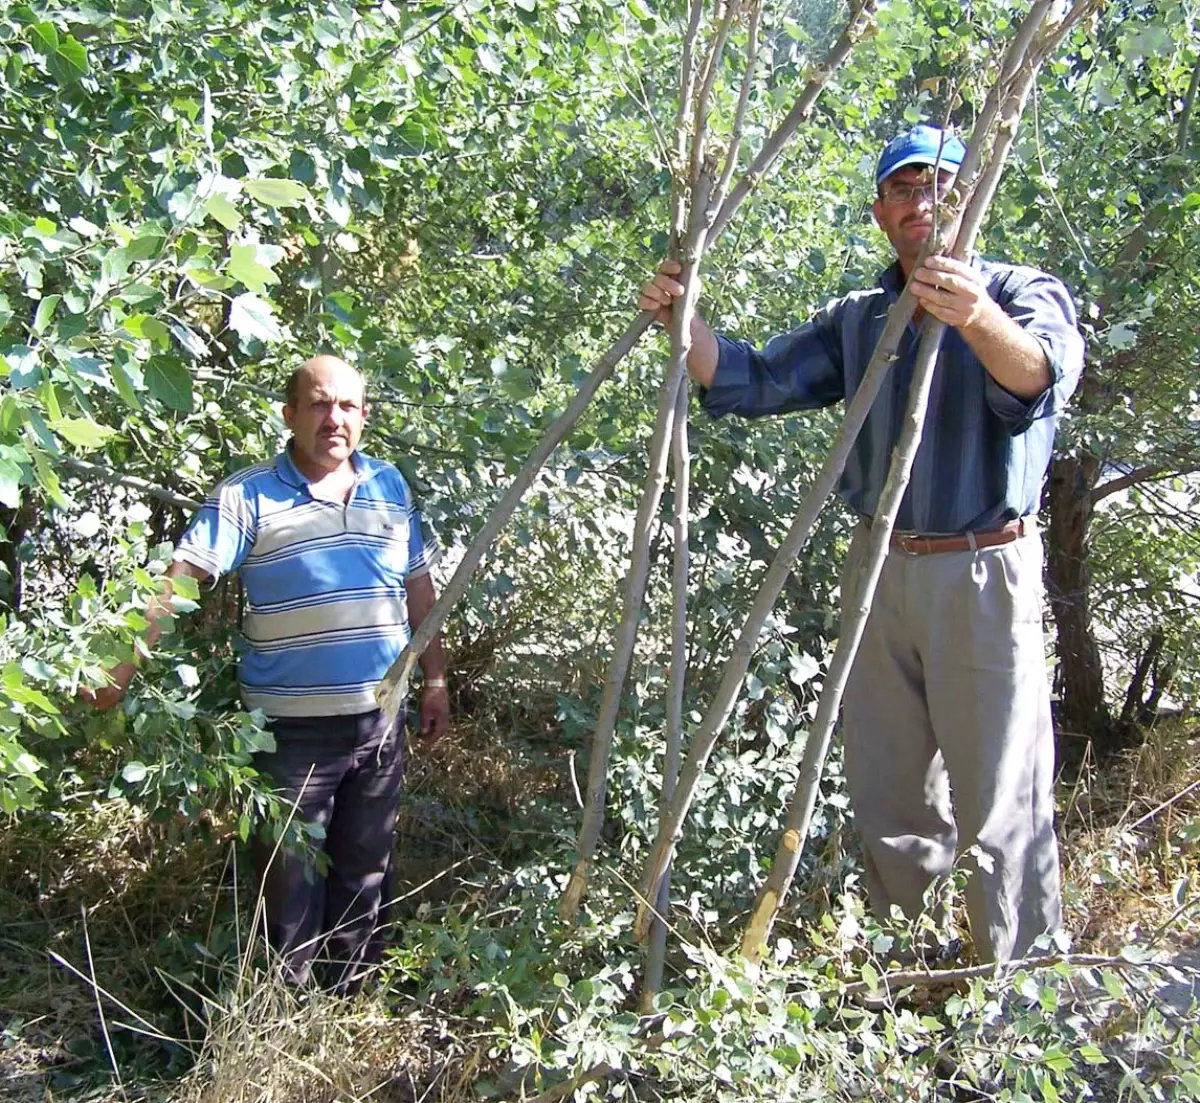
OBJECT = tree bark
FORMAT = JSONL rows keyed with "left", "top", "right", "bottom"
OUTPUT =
{"left": 1046, "top": 452, "right": 1111, "bottom": 751}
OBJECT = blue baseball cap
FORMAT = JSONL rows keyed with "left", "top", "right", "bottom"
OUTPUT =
{"left": 875, "top": 125, "right": 967, "bottom": 186}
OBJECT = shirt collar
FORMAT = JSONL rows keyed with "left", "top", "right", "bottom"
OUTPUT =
{"left": 275, "top": 444, "right": 372, "bottom": 489}
{"left": 879, "top": 260, "right": 906, "bottom": 297}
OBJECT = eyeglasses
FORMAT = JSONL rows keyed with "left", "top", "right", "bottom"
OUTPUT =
{"left": 880, "top": 180, "right": 955, "bottom": 205}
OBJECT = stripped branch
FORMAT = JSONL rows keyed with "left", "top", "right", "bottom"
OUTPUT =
{"left": 60, "top": 457, "right": 202, "bottom": 511}
{"left": 709, "top": 0, "right": 877, "bottom": 242}
{"left": 559, "top": 163, "right": 714, "bottom": 922}
{"left": 561, "top": 0, "right": 877, "bottom": 922}
{"left": 640, "top": 375, "right": 691, "bottom": 1012}
{"left": 843, "top": 950, "right": 1189, "bottom": 999}
{"left": 713, "top": 0, "right": 763, "bottom": 212}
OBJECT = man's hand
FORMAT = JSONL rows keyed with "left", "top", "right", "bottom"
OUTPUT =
{"left": 912, "top": 254, "right": 1052, "bottom": 399}
{"left": 80, "top": 661, "right": 137, "bottom": 711}
{"left": 418, "top": 685, "right": 450, "bottom": 744}
{"left": 638, "top": 259, "right": 687, "bottom": 325}
{"left": 909, "top": 255, "right": 996, "bottom": 329}
{"left": 79, "top": 559, "right": 211, "bottom": 712}
{"left": 635, "top": 259, "right": 721, "bottom": 388}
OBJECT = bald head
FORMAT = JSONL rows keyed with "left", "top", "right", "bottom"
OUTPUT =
{"left": 282, "top": 354, "right": 368, "bottom": 479}
{"left": 285, "top": 355, "right": 366, "bottom": 408}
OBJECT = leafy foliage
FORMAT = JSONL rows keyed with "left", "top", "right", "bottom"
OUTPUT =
{"left": 1, "top": 0, "right": 1199, "bottom": 1097}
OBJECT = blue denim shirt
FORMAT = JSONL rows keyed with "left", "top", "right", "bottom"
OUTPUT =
{"left": 702, "top": 259, "right": 1085, "bottom": 533}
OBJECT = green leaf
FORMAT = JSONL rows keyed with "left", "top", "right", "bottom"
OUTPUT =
{"left": 145, "top": 357, "right": 194, "bottom": 412}
{"left": 4, "top": 345, "right": 42, "bottom": 389}
{"left": 171, "top": 574, "right": 201, "bottom": 601}
{"left": 30, "top": 448, "right": 68, "bottom": 508}
{"left": 0, "top": 293, "right": 11, "bottom": 329}
{"left": 244, "top": 178, "right": 310, "bottom": 209}
{"left": 32, "top": 295, "right": 60, "bottom": 336}
{"left": 477, "top": 45, "right": 502, "bottom": 75}
{"left": 30, "top": 21, "right": 57, "bottom": 52}
{"left": 112, "top": 356, "right": 143, "bottom": 410}
{"left": 122, "top": 761, "right": 148, "bottom": 783}
{"left": 0, "top": 457, "right": 23, "bottom": 508}
{"left": 204, "top": 194, "right": 242, "bottom": 230}
{"left": 860, "top": 962, "right": 880, "bottom": 991}
{"left": 229, "top": 292, "right": 285, "bottom": 344}
{"left": 228, "top": 244, "right": 280, "bottom": 294}
{"left": 55, "top": 35, "right": 89, "bottom": 76}
{"left": 48, "top": 418, "right": 119, "bottom": 451}
{"left": 124, "top": 314, "right": 170, "bottom": 342}
{"left": 313, "top": 18, "right": 342, "bottom": 47}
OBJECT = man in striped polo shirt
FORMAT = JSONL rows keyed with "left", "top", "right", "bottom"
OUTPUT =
{"left": 89, "top": 355, "right": 448, "bottom": 990}
{"left": 639, "top": 126, "right": 1085, "bottom": 963}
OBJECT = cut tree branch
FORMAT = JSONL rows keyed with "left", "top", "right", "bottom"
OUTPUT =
{"left": 1090, "top": 457, "right": 1200, "bottom": 506}
{"left": 375, "top": 2, "right": 876, "bottom": 724}
{"left": 560, "top": 0, "right": 876, "bottom": 923}
{"left": 60, "top": 457, "right": 202, "bottom": 511}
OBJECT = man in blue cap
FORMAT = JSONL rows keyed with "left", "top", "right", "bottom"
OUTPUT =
{"left": 639, "top": 125, "right": 1084, "bottom": 963}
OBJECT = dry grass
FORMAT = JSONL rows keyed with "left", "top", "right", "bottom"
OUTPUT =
{"left": 1061, "top": 719, "right": 1200, "bottom": 953}
{"left": 172, "top": 979, "right": 475, "bottom": 1103}
{"left": 4, "top": 714, "right": 1198, "bottom": 1102}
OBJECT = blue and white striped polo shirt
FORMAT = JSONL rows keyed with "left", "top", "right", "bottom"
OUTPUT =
{"left": 175, "top": 448, "right": 440, "bottom": 718}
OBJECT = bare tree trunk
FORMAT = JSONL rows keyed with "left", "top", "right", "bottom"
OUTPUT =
{"left": 1046, "top": 451, "right": 1110, "bottom": 747}
{"left": 375, "top": 310, "right": 655, "bottom": 716}
{"left": 640, "top": 378, "right": 691, "bottom": 1011}
{"left": 1120, "top": 628, "right": 1163, "bottom": 727}
{"left": 560, "top": 0, "right": 878, "bottom": 921}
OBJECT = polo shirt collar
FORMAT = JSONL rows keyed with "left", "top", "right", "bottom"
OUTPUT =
{"left": 275, "top": 444, "right": 371, "bottom": 489}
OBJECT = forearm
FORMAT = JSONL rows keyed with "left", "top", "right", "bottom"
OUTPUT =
{"left": 84, "top": 558, "right": 210, "bottom": 708}
{"left": 958, "top": 301, "right": 1051, "bottom": 400}
{"left": 140, "top": 559, "right": 211, "bottom": 652}
{"left": 406, "top": 573, "right": 446, "bottom": 680}
{"left": 686, "top": 313, "right": 721, "bottom": 389}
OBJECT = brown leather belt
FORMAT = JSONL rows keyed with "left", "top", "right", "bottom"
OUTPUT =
{"left": 890, "top": 518, "right": 1029, "bottom": 556}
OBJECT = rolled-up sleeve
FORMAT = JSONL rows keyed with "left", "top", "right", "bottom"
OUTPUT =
{"left": 985, "top": 270, "right": 1086, "bottom": 433}
{"left": 701, "top": 305, "right": 846, "bottom": 420}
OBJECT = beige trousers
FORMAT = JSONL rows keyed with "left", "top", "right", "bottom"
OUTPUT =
{"left": 841, "top": 522, "right": 1063, "bottom": 962}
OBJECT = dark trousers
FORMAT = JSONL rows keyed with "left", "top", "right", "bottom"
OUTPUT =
{"left": 251, "top": 708, "right": 404, "bottom": 992}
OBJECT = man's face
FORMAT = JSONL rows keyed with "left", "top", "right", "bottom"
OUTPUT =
{"left": 283, "top": 359, "right": 367, "bottom": 474}
{"left": 872, "top": 165, "right": 957, "bottom": 265}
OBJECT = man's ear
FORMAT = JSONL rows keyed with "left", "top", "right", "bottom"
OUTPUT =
{"left": 282, "top": 404, "right": 296, "bottom": 430}
{"left": 871, "top": 198, "right": 884, "bottom": 230}
{"left": 362, "top": 402, "right": 370, "bottom": 423}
